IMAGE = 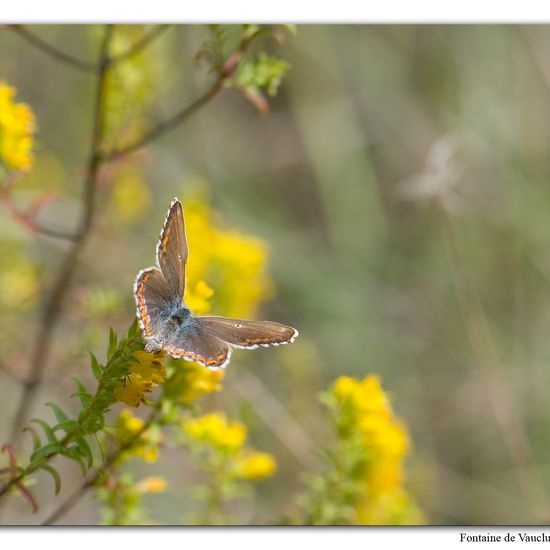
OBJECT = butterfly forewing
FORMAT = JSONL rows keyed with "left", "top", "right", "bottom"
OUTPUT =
{"left": 134, "top": 267, "right": 171, "bottom": 337}
{"left": 197, "top": 316, "right": 299, "bottom": 349}
{"left": 156, "top": 199, "right": 188, "bottom": 300}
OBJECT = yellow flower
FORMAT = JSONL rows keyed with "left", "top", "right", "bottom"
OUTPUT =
{"left": 114, "top": 350, "right": 166, "bottom": 407}
{"left": 183, "top": 412, "right": 246, "bottom": 452}
{"left": 235, "top": 451, "right": 277, "bottom": 480}
{"left": 185, "top": 280, "right": 214, "bottom": 315}
{"left": 118, "top": 409, "right": 144, "bottom": 433}
{"left": 114, "top": 378, "right": 154, "bottom": 407}
{"left": 0, "top": 81, "right": 35, "bottom": 171}
{"left": 137, "top": 476, "right": 167, "bottom": 494}
{"left": 165, "top": 362, "right": 224, "bottom": 406}
{"left": 114, "top": 409, "right": 163, "bottom": 464}
{"left": 181, "top": 191, "right": 273, "bottom": 319}
{"left": 327, "top": 375, "right": 422, "bottom": 524}
{"left": 130, "top": 350, "right": 167, "bottom": 384}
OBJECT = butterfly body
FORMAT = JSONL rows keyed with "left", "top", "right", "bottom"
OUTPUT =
{"left": 134, "top": 198, "right": 298, "bottom": 369}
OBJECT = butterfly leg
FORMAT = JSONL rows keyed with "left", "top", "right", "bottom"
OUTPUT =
{"left": 144, "top": 335, "right": 164, "bottom": 353}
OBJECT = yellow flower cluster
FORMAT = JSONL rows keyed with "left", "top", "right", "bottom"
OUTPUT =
{"left": 114, "top": 409, "right": 163, "bottom": 463}
{"left": 331, "top": 375, "right": 423, "bottom": 525}
{"left": 183, "top": 191, "right": 273, "bottom": 319}
{"left": 114, "top": 350, "right": 166, "bottom": 407}
{"left": 165, "top": 362, "right": 224, "bottom": 407}
{"left": 183, "top": 412, "right": 277, "bottom": 480}
{"left": 0, "top": 81, "right": 35, "bottom": 172}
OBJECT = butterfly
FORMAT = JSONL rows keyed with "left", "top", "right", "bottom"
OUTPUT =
{"left": 134, "top": 198, "right": 299, "bottom": 369}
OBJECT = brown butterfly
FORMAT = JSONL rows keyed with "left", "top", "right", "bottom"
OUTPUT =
{"left": 134, "top": 198, "right": 299, "bottom": 369}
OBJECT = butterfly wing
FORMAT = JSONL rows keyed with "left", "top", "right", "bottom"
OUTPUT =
{"left": 197, "top": 316, "right": 299, "bottom": 349}
{"left": 134, "top": 266, "right": 171, "bottom": 337}
{"left": 156, "top": 198, "right": 188, "bottom": 300}
{"left": 165, "top": 318, "right": 232, "bottom": 369}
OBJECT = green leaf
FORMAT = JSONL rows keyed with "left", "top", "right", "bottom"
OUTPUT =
{"left": 29, "top": 442, "right": 63, "bottom": 465}
{"left": 89, "top": 352, "right": 103, "bottom": 381}
{"left": 108, "top": 327, "right": 117, "bottom": 357}
{"left": 72, "top": 377, "right": 88, "bottom": 394}
{"left": 31, "top": 419, "right": 58, "bottom": 445}
{"left": 23, "top": 426, "right": 42, "bottom": 452}
{"left": 127, "top": 318, "right": 139, "bottom": 339}
{"left": 46, "top": 402, "right": 70, "bottom": 424}
{"left": 61, "top": 446, "right": 87, "bottom": 475}
{"left": 71, "top": 391, "right": 93, "bottom": 408}
{"left": 52, "top": 420, "right": 78, "bottom": 433}
{"left": 75, "top": 435, "right": 93, "bottom": 468}
{"left": 41, "top": 464, "right": 62, "bottom": 495}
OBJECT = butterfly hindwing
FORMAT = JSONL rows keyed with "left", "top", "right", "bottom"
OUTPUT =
{"left": 156, "top": 198, "right": 188, "bottom": 300}
{"left": 196, "top": 316, "right": 299, "bottom": 349}
{"left": 165, "top": 318, "right": 232, "bottom": 369}
{"left": 134, "top": 267, "right": 171, "bottom": 337}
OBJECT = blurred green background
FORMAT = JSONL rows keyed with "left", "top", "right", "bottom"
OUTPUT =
{"left": 2, "top": 24, "right": 550, "bottom": 525}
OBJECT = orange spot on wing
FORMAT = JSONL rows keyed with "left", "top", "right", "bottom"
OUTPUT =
{"left": 165, "top": 344, "right": 227, "bottom": 367}
{"left": 136, "top": 272, "right": 153, "bottom": 336}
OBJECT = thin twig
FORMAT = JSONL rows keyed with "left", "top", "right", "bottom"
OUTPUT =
{"left": 42, "top": 404, "right": 161, "bottom": 525}
{"left": 109, "top": 25, "right": 171, "bottom": 65}
{"left": 9, "top": 26, "right": 114, "bottom": 441}
{"left": 100, "top": 33, "right": 255, "bottom": 164}
{"left": 9, "top": 25, "right": 96, "bottom": 73}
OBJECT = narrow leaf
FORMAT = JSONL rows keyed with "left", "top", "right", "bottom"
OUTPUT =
{"left": 75, "top": 435, "right": 93, "bottom": 468}
{"left": 61, "top": 446, "right": 87, "bottom": 475}
{"left": 23, "top": 426, "right": 42, "bottom": 452}
{"left": 29, "top": 442, "right": 63, "bottom": 465}
{"left": 31, "top": 419, "right": 58, "bottom": 445}
{"left": 45, "top": 402, "right": 70, "bottom": 424}
{"left": 52, "top": 420, "right": 78, "bottom": 433}
{"left": 108, "top": 327, "right": 117, "bottom": 357}
{"left": 89, "top": 352, "right": 103, "bottom": 381}
{"left": 128, "top": 318, "right": 138, "bottom": 339}
{"left": 41, "top": 464, "right": 62, "bottom": 495}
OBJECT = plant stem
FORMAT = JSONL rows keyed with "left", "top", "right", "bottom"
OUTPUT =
{"left": 100, "top": 31, "right": 258, "bottom": 164}
{"left": 9, "top": 25, "right": 97, "bottom": 73}
{"left": 41, "top": 403, "right": 162, "bottom": 525}
{"left": 9, "top": 26, "right": 114, "bottom": 441}
{"left": 0, "top": 332, "right": 140, "bottom": 500}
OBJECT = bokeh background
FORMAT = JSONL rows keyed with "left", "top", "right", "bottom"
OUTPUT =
{"left": 2, "top": 24, "right": 550, "bottom": 525}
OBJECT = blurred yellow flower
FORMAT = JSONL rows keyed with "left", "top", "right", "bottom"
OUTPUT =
{"left": 165, "top": 362, "right": 224, "bottom": 406}
{"left": 183, "top": 412, "right": 246, "bottom": 453}
{"left": 114, "top": 350, "right": 166, "bottom": 407}
{"left": 114, "top": 409, "right": 163, "bottom": 464}
{"left": 111, "top": 165, "right": 150, "bottom": 223}
{"left": 235, "top": 450, "right": 277, "bottom": 480}
{"left": 118, "top": 409, "right": 144, "bottom": 432}
{"left": 137, "top": 476, "right": 167, "bottom": 494}
{"left": 327, "top": 374, "right": 422, "bottom": 525}
{"left": 182, "top": 192, "right": 273, "bottom": 319}
{"left": 0, "top": 81, "right": 35, "bottom": 171}
{"left": 0, "top": 254, "right": 38, "bottom": 309}
{"left": 185, "top": 279, "right": 214, "bottom": 315}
